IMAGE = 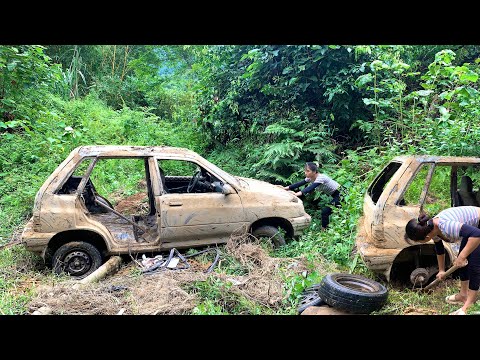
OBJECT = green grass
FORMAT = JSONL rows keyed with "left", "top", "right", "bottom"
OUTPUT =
{"left": 0, "top": 246, "right": 51, "bottom": 315}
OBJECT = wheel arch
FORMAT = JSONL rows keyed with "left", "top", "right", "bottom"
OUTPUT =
{"left": 389, "top": 244, "right": 455, "bottom": 284}
{"left": 249, "top": 217, "right": 294, "bottom": 238}
{"left": 45, "top": 230, "right": 109, "bottom": 266}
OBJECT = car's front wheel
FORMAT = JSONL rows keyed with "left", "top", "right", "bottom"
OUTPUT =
{"left": 52, "top": 241, "right": 103, "bottom": 279}
{"left": 252, "top": 225, "right": 286, "bottom": 248}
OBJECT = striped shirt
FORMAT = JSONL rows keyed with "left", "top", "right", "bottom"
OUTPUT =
{"left": 435, "top": 206, "right": 480, "bottom": 242}
{"left": 305, "top": 173, "right": 340, "bottom": 195}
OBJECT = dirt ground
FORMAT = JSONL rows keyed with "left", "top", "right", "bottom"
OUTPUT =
{"left": 6, "top": 191, "right": 459, "bottom": 315}
{"left": 27, "top": 234, "right": 340, "bottom": 315}
{"left": 112, "top": 192, "right": 149, "bottom": 214}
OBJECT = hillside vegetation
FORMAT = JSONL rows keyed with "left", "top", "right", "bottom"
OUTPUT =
{"left": 1, "top": 45, "right": 480, "bottom": 314}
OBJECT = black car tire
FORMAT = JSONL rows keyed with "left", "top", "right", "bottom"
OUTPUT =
{"left": 252, "top": 225, "right": 286, "bottom": 248}
{"left": 317, "top": 273, "right": 388, "bottom": 314}
{"left": 52, "top": 241, "right": 103, "bottom": 279}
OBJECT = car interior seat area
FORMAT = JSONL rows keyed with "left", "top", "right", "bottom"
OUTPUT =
{"left": 58, "top": 176, "right": 110, "bottom": 213}
{"left": 457, "top": 175, "right": 479, "bottom": 206}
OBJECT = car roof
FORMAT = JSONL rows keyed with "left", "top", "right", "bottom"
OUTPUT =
{"left": 75, "top": 145, "right": 198, "bottom": 158}
{"left": 392, "top": 155, "right": 480, "bottom": 163}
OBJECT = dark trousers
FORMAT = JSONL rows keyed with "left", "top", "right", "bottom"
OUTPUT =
{"left": 458, "top": 223, "right": 480, "bottom": 291}
{"left": 320, "top": 189, "right": 342, "bottom": 229}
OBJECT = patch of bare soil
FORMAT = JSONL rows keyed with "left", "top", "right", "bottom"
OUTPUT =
{"left": 114, "top": 192, "right": 148, "bottom": 214}
{"left": 403, "top": 306, "right": 439, "bottom": 315}
{"left": 28, "top": 234, "right": 340, "bottom": 315}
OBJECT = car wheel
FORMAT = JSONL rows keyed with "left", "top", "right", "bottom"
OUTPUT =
{"left": 52, "top": 241, "right": 103, "bottom": 279}
{"left": 297, "top": 291, "right": 327, "bottom": 314}
{"left": 317, "top": 273, "right": 388, "bottom": 314}
{"left": 252, "top": 225, "right": 286, "bottom": 248}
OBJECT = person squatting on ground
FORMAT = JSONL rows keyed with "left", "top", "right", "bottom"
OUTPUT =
{"left": 282, "top": 162, "right": 343, "bottom": 229}
{"left": 405, "top": 206, "right": 480, "bottom": 315}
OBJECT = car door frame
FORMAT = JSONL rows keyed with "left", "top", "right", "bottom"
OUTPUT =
{"left": 152, "top": 156, "right": 247, "bottom": 249}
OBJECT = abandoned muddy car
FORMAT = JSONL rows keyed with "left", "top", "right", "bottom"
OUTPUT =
{"left": 21, "top": 145, "right": 311, "bottom": 278}
{"left": 355, "top": 155, "right": 480, "bottom": 287}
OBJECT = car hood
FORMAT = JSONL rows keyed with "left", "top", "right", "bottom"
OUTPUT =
{"left": 236, "top": 177, "right": 300, "bottom": 203}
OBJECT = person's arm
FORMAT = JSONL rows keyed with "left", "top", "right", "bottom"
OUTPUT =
{"left": 285, "top": 179, "right": 308, "bottom": 191}
{"left": 300, "top": 182, "right": 321, "bottom": 196}
{"left": 433, "top": 239, "right": 447, "bottom": 280}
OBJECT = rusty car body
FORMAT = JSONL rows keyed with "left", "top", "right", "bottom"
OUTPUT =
{"left": 355, "top": 155, "right": 480, "bottom": 286}
{"left": 21, "top": 145, "right": 311, "bottom": 278}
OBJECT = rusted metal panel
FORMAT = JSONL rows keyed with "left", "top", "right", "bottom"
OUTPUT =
{"left": 22, "top": 145, "right": 312, "bottom": 262}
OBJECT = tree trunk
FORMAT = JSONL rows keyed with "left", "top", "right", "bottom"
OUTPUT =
{"left": 73, "top": 256, "right": 122, "bottom": 289}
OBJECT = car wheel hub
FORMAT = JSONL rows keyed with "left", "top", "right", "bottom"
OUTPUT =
{"left": 64, "top": 251, "right": 91, "bottom": 276}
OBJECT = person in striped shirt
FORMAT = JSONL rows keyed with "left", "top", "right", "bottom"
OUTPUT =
{"left": 282, "top": 162, "right": 343, "bottom": 229}
{"left": 405, "top": 206, "right": 480, "bottom": 315}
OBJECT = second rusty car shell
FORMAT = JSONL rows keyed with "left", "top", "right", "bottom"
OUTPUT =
{"left": 356, "top": 155, "right": 480, "bottom": 286}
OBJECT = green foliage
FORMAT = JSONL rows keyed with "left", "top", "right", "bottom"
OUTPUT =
{"left": 0, "top": 45, "right": 67, "bottom": 131}
{"left": 355, "top": 46, "right": 480, "bottom": 156}
{"left": 193, "top": 45, "right": 371, "bottom": 181}
{"left": 0, "top": 92, "right": 206, "bottom": 244}
{"left": 3, "top": 44, "right": 480, "bottom": 315}
{"left": 186, "top": 277, "right": 273, "bottom": 315}
{"left": 0, "top": 247, "right": 47, "bottom": 314}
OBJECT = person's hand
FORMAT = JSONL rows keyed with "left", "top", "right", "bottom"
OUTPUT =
{"left": 283, "top": 186, "right": 290, "bottom": 190}
{"left": 436, "top": 270, "right": 446, "bottom": 281}
{"left": 454, "top": 255, "right": 468, "bottom": 268}
{"left": 295, "top": 191, "right": 302, "bottom": 197}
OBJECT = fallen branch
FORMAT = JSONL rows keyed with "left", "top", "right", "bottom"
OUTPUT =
{"left": 0, "top": 239, "right": 25, "bottom": 251}
{"left": 73, "top": 256, "right": 122, "bottom": 289}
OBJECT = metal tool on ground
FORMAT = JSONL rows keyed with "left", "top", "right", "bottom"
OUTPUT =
{"left": 141, "top": 247, "right": 221, "bottom": 274}
{"left": 422, "top": 264, "right": 460, "bottom": 291}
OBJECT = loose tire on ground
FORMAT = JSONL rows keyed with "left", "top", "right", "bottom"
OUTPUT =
{"left": 52, "top": 241, "right": 103, "bottom": 279}
{"left": 252, "top": 225, "right": 286, "bottom": 248}
{"left": 317, "top": 273, "right": 388, "bottom": 314}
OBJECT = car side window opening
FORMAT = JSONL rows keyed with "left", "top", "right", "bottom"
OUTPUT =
{"left": 158, "top": 159, "right": 223, "bottom": 194}
{"left": 57, "top": 157, "right": 94, "bottom": 195}
{"left": 89, "top": 157, "right": 152, "bottom": 216}
{"left": 400, "top": 164, "right": 452, "bottom": 215}
{"left": 367, "top": 161, "right": 402, "bottom": 204}
{"left": 59, "top": 157, "right": 152, "bottom": 216}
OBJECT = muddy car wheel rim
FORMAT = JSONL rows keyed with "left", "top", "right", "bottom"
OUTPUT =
{"left": 64, "top": 251, "right": 91, "bottom": 276}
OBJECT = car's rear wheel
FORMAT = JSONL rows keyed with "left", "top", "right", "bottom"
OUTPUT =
{"left": 252, "top": 225, "right": 286, "bottom": 248}
{"left": 52, "top": 241, "right": 103, "bottom": 279}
